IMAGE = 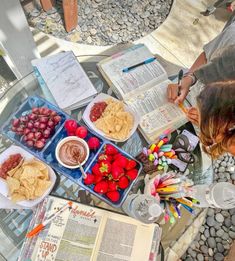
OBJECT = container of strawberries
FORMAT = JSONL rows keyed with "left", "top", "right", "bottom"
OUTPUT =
{"left": 82, "top": 142, "right": 142, "bottom": 208}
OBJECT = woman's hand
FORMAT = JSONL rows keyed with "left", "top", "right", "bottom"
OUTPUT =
{"left": 167, "top": 76, "right": 192, "bottom": 104}
{"left": 186, "top": 107, "right": 200, "bottom": 126}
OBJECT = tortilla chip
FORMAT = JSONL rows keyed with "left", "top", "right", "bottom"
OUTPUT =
{"left": 34, "top": 179, "right": 51, "bottom": 197}
{"left": 11, "top": 192, "right": 26, "bottom": 202}
{"left": 6, "top": 177, "right": 20, "bottom": 195}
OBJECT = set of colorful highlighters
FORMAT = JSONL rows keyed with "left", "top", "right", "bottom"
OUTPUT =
{"left": 143, "top": 130, "right": 199, "bottom": 223}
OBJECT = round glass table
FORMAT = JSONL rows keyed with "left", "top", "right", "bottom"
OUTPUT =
{"left": 0, "top": 58, "right": 213, "bottom": 261}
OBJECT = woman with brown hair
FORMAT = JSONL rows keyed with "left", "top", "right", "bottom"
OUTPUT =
{"left": 189, "top": 81, "right": 235, "bottom": 158}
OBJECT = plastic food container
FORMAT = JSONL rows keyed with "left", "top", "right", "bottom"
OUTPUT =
{"left": 1, "top": 95, "right": 142, "bottom": 208}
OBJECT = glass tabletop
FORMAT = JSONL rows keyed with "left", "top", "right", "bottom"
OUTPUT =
{"left": 0, "top": 57, "right": 213, "bottom": 261}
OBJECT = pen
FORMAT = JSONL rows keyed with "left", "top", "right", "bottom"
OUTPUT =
{"left": 122, "top": 57, "right": 156, "bottom": 73}
{"left": 177, "top": 69, "right": 184, "bottom": 91}
{"left": 26, "top": 201, "right": 73, "bottom": 238}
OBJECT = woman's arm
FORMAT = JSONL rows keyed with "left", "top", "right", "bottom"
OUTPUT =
{"left": 194, "top": 44, "right": 235, "bottom": 84}
{"left": 167, "top": 52, "right": 207, "bottom": 104}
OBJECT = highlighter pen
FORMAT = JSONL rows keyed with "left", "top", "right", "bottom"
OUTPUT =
{"left": 181, "top": 203, "right": 194, "bottom": 215}
{"left": 26, "top": 201, "right": 73, "bottom": 238}
{"left": 122, "top": 57, "right": 156, "bottom": 73}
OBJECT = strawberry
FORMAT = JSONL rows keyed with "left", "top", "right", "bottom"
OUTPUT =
{"left": 106, "top": 191, "right": 120, "bottom": 202}
{"left": 92, "top": 163, "right": 102, "bottom": 176}
{"left": 98, "top": 153, "right": 113, "bottom": 162}
{"left": 94, "top": 181, "right": 108, "bottom": 194}
{"left": 126, "top": 169, "right": 138, "bottom": 180}
{"left": 94, "top": 175, "right": 103, "bottom": 184}
{"left": 87, "top": 137, "right": 100, "bottom": 150}
{"left": 113, "top": 153, "right": 122, "bottom": 160}
{"left": 111, "top": 165, "right": 124, "bottom": 180}
{"left": 114, "top": 155, "right": 128, "bottom": 168}
{"left": 105, "top": 144, "right": 118, "bottom": 155}
{"left": 83, "top": 173, "right": 95, "bottom": 185}
{"left": 107, "top": 180, "right": 118, "bottom": 191}
{"left": 125, "top": 159, "right": 137, "bottom": 170}
{"left": 99, "top": 161, "right": 112, "bottom": 176}
{"left": 118, "top": 176, "right": 129, "bottom": 189}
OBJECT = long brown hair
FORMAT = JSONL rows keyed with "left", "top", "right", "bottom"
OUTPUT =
{"left": 197, "top": 81, "right": 235, "bottom": 158}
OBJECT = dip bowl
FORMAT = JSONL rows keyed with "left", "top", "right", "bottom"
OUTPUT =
{"left": 55, "top": 136, "right": 90, "bottom": 169}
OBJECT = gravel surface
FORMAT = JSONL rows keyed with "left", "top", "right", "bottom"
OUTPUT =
{"left": 23, "top": 0, "right": 173, "bottom": 45}
{"left": 182, "top": 153, "right": 235, "bottom": 261}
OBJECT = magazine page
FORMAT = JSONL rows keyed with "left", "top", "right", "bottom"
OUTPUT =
{"left": 99, "top": 44, "right": 168, "bottom": 98}
{"left": 92, "top": 212, "right": 158, "bottom": 261}
{"left": 124, "top": 79, "right": 172, "bottom": 117}
{"left": 24, "top": 197, "right": 106, "bottom": 261}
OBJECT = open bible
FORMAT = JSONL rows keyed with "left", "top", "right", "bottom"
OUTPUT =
{"left": 98, "top": 44, "right": 188, "bottom": 143}
{"left": 19, "top": 196, "right": 161, "bottom": 261}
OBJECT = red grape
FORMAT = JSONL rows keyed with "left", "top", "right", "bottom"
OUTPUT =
{"left": 41, "top": 138, "right": 46, "bottom": 143}
{"left": 35, "top": 131, "right": 42, "bottom": 139}
{"left": 40, "top": 116, "right": 48, "bottom": 123}
{"left": 47, "top": 120, "right": 55, "bottom": 128}
{"left": 28, "top": 113, "right": 37, "bottom": 121}
{"left": 26, "top": 140, "right": 34, "bottom": 147}
{"left": 39, "top": 123, "right": 46, "bottom": 130}
{"left": 32, "top": 107, "right": 39, "bottom": 114}
{"left": 27, "top": 122, "right": 34, "bottom": 129}
{"left": 34, "top": 140, "right": 45, "bottom": 149}
{"left": 12, "top": 119, "right": 20, "bottom": 127}
{"left": 27, "top": 132, "right": 34, "bottom": 140}
{"left": 42, "top": 108, "right": 50, "bottom": 115}
{"left": 17, "top": 127, "right": 24, "bottom": 132}
{"left": 43, "top": 129, "right": 50, "bottom": 138}
{"left": 24, "top": 128, "right": 30, "bottom": 135}
{"left": 50, "top": 111, "right": 57, "bottom": 117}
{"left": 34, "top": 121, "right": 40, "bottom": 128}
{"left": 31, "top": 128, "right": 37, "bottom": 133}
{"left": 53, "top": 115, "right": 61, "bottom": 124}
{"left": 23, "top": 135, "right": 28, "bottom": 142}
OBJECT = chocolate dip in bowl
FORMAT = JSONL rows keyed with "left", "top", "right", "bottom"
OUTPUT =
{"left": 55, "top": 137, "right": 89, "bottom": 169}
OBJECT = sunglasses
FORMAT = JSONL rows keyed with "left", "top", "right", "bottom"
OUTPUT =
{"left": 172, "top": 134, "right": 196, "bottom": 164}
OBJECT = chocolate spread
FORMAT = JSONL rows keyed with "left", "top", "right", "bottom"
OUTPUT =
{"left": 59, "top": 140, "right": 87, "bottom": 166}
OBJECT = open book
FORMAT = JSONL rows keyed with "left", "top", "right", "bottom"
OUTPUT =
{"left": 98, "top": 44, "right": 188, "bottom": 143}
{"left": 32, "top": 51, "right": 97, "bottom": 111}
{"left": 19, "top": 196, "right": 161, "bottom": 261}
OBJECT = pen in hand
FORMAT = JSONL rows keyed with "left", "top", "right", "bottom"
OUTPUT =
{"left": 177, "top": 69, "right": 187, "bottom": 113}
{"left": 177, "top": 69, "right": 184, "bottom": 95}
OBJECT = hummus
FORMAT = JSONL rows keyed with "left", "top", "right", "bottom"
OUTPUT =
{"left": 59, "top": 140, "right": 87, "bottom": 166}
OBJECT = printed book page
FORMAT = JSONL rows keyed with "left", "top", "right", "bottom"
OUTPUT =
{"left": 19, "top": 196, "right": 161, "bottom": 261}
{"left": 125, "top": 79, "right": 172, "bottom": 117}
{"left": 99, "top": 44, "right": 168, "bottom": 98}
{"left": 140, "top": 103, "right": 188, "bottom": 143}
{"left": 32, "top": 51, "right": 97, "bottom": 110}
{"left": 93, "top": 211, "right": 159, "bottom": 261}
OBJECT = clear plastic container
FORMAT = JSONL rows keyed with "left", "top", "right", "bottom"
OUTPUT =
{"left": 191, "top": 182, "right": 235, "bottom": 209}
{"left": 122, "top": 194, "right": 162, "bottom": 223}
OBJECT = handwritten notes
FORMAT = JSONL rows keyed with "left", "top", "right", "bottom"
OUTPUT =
{"left": 32, "top": 52, "right": 97, "bottom": 110}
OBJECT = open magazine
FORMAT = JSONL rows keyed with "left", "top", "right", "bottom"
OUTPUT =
{"left": 98, "top": 44, "right": 188, "bottom": 143}
{"left": 19, "top": 196, "right": 162, "bottom": 261}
